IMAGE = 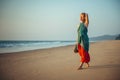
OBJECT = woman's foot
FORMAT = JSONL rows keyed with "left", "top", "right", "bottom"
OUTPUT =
{"left": 77, "top": 62, "right": 84, "bottom": 70}
{"left": 77, "top": 66, "right": 83, "bottom": 70}
{"left": 86, "top": 63, "right": 89, "bottom": 68}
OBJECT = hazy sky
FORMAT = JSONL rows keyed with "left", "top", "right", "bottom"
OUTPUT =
{"left": 0, "top": 0, "right": 120, "bottom": 40}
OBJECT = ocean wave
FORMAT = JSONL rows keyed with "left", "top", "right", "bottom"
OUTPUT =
{"left": 0, "top": 41, "right": 76, "bottom": 53}
{"left": 0, "top": 41, "right": 75, "bottom": 48}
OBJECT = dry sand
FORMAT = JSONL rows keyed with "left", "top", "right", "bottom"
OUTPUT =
{"left": 0, "top": 40, "right": 120, "bottom": 80}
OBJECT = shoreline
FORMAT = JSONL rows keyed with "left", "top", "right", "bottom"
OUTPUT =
{"left": 0, "top": 44, "right": 74, "bottom": 55}
{"left": 0, "top": 44, "right": 75, "bottom": 54}
{"left": 0, "top": 41, "right": 97, "bottom": 54}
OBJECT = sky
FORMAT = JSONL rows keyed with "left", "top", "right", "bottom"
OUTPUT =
{"left": 0, "top": 0, "right": 120, "bottom": 40}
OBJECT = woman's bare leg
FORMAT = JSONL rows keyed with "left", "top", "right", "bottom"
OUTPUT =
{"left": 86, "top": 62, "right": 89, "bottom": 68}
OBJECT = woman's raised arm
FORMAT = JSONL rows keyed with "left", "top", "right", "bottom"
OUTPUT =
{"left": 85, "top": 13, "right": 89, "bottom": 27}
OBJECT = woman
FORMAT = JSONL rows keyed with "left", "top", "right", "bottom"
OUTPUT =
{"left": 77, "top": 13, "right": 90, "bottom": 70}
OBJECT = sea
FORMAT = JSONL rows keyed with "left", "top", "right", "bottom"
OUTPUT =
{"left": 0, "top": 40, "right": 97, "bottom": 53}
{"left": 0, "top": 40, "right": 76, "bottom": 53}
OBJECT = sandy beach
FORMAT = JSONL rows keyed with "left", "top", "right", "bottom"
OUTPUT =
{"left": 0, "top": 40, "right": 120, "bottom": 80}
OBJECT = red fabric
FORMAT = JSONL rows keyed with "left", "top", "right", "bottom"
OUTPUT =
{"left": 78, "top": 44, "right": 90, "bottom": 63}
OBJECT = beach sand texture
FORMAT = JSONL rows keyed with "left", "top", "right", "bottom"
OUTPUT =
{"left": 0, "top": 40, "right": 120, "bottom": 80}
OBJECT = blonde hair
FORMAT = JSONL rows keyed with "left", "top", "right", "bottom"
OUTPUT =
{"left": 81, "top": 13, "right": 85, "bottom": 17}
